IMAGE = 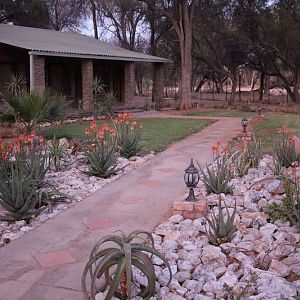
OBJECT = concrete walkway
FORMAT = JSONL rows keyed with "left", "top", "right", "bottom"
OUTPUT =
{"left": 0, "top": 115, "right": 241, "bottom": 300}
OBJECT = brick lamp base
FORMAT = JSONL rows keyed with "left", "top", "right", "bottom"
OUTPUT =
{"left": 173, "top": 198, "right": 208, "bottom": 219}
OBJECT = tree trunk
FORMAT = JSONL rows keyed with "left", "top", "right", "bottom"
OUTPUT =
{"left": 229, "top": 74, "right": 237, "bottom": 105}
{"left": 294, "top": 67, "right": 300, "bottom": 103}
{"left": 259, "top": 72, "right": 264, "bottom": 101}
{"left": 178, "top": 3, "right": 192, "bottom": 110}
{"left": 90, "top": 0, "right": 98, "bottom": 39}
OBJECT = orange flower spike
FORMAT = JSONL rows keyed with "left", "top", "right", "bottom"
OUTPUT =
{"left": 14, "top": 139, "right": 21, "bottom": 150}
{"left": 98, "top": 130, "right": 104, "bottom": 139}
{"left": 125, "top": 120, "right": 130, "bottom": 125}
{"left": 39, "top": 136, "right": 45, "bottom": 143}
{"left": 223, "top": 147, "right": 229, "bottom": 154}
{"left": 132, "top": 121, "right": 137, "bottom": 126}
{"left": 19, "top": 134, "right": 25, "bottom": 141}
{"left": 31, "top": 130, "right": 36, "bottom": 138}
{"left": 90, "top": 120, "right": 97, "bottom": 130}
{"left": 85, "top": 128, "right": 91, "bottom": 136}
{"left": 1, "top": 152, "right": 8, "bottom": 160}
{"left": 0, "top": 139, "right": 2, "bottom": 151}
{"left": 139, "top": 124, "right": 144, "bottom": 129}
{"left": 212, "top": 146, "right": 217, "bottom": 153}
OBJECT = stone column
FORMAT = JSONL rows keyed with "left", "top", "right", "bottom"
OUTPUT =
{"left": 122, "top": 62, "right": 135, "bottom": 104}
{"left": 30, "top": 55, "right": 45, "bottom": 93}
{"left": 152, "top": 62, "right": 164, "bottom": 104}
{"left": 81, "top": 59, "right": 93, "bottom": 111}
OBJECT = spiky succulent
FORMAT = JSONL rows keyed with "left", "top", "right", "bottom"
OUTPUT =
{"left": 205, "top": 197, "right": 237, "bottom": 245}
{"left": 82, "top": 230, "right": 172, "bottom": 300}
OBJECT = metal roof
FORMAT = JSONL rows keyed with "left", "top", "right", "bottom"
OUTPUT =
{"left": 0, "top": 24, "right": 171, "bottom": 63}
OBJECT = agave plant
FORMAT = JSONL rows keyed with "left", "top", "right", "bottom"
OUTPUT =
{"left": 82, "top": 231, "right": 172, "bottom": 300}
{"left": 206, "top": 196, "right": 237, "bottom": 245}
{"left": 246, "top": 133, "right": 262, "bottom": 168}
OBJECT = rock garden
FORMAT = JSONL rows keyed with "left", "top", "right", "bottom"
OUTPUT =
{"left": 85, "top": 127, "right": 300, "bottom": 300}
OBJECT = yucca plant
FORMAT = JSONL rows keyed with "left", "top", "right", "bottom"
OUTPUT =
{"left": 276, "top": 127, "right": 300, "bottom": 167}
{"left": 206, "top": 196, "right": 237, "bottom": 245}
{"left": 198, "top": 142, "right": 233, "bottom": 194}
{"left": 6, "top": 72, "right": 27, "bottom": 96}
{"left": 114, "top": 113, "right": 143, "bottom": 159}
{"left": 82, "top": 230, "right": 172, "bottom": 300}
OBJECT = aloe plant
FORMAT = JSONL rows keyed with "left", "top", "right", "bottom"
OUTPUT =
{"left": 198, "top": 155, "right": 234, "bottom": 194}
{"left": 206, "top": 197, "right": 237, "bottom": 245}
{"left": 82, "top": 231, "right": 172, "bottom": 300}
{"left": 48, "top": 134, "right": 70, "bottom": 171}
{"left": 84, "top": 143, "right": 121, "bottom": 178}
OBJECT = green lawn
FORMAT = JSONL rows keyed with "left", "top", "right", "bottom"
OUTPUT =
{"left": 40, "top": 118, "right": 215, "bottom": 153}
{"left": 254, "top": 113, "right": 300, "bottom": 152}
{"left": 185, "top": 110, "right": 258, "bottom": 118}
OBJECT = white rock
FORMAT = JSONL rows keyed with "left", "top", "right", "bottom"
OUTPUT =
{"left": 268, "top": 259, "right": 290, "bottom": 277}
{"left": 201, "top": 245, "right": 227, "bottom": 268}
{"left": 169, "top": 214, "right": 184, "bottom": 224}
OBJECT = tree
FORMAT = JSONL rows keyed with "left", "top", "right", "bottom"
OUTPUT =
{"left": 0, "top": 0, "right": 50, "bottom": 28}
{"left": 46, "top": 0, "right": 86, "bottom": 31}
{"left": 141, "top": 0, "right": 196, "bottom": 109}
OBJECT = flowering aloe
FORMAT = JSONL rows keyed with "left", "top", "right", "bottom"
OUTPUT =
{"left": 84, "top": 120, "right": 120, "bottom": 178}
{"left": 114, "top": 112, "right": 143, "bottom": 158}
{"left": 198, "top": 142, "right": 233, "bottom": 194}
{"left": 0, "top": 132, "right": 64, "bottom": 221}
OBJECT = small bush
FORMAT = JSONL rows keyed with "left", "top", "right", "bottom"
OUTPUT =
{"left": 84, "top": 120, "right": 120, "bottom": 178}
{"left": 275, "top": 127, "right": 300, "bottom": 167}
{"left": 199, "top": 142, "right": 234, "bottom": 194}
{"left": 267, "top": 174, "right": 300, "bottom": 230}
{"left": 114, "top": 112, "right": 143, "bottom": 158}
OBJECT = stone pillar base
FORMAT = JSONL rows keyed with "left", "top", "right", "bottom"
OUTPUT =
{"left": 238, "top": 132, "right": 252, "bottom": 141}
{"left": 173, "top": 197, "right": 208, "bottom": 219}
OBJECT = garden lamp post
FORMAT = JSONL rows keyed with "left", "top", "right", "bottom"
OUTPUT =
{"left": 184, "top": 159, "right": 200, "bottom": 202}
{"left": 241, "top": 117, "right": 248, "bottom": 133}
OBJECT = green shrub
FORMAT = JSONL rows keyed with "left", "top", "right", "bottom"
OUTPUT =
{"left": 82, "top": 230, "right": 172, "bottom": 300}
{"left": 199, "top": 142, "right": 233, "bottom": 194}
{"left": 1, "top": 89, "right": 67, "bottom": 132}
{"left": 114, "top": 113, "right": 143, "bottom": 158}
{"left": 266, "top": 175, "right": 300, "bottom": 230}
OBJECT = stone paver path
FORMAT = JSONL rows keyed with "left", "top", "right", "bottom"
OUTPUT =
{"left": 0, "top": 114, "right": 242, "bottom": 300}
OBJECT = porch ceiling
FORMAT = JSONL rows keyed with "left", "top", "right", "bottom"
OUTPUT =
{"left": 0, "top": 24, "right": 171, "bottom": 63}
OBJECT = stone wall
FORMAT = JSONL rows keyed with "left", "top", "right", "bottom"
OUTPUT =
{"left": 81, "top": 59, "right": 93, "bottom": 111}
{"left": 122, "top": 62, "right": 135, "bottom": 104}
{"left": 32, "top": 55, "right": 45, "bottom": 93}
